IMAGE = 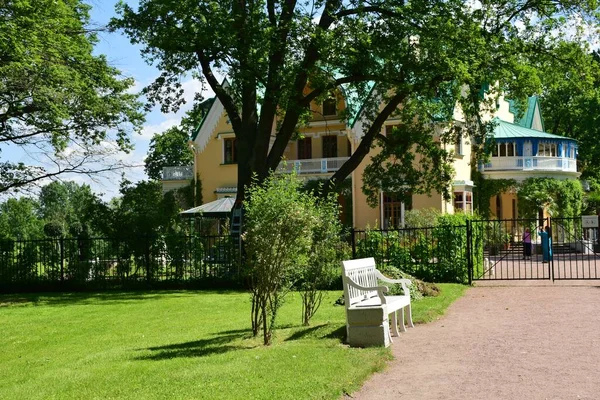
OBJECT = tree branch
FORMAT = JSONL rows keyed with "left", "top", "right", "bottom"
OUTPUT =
{"left": 194, "top": 48, "right": 243, "bottom": 134}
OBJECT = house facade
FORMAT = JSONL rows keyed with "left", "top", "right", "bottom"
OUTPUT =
{"left": 161, "top": 88, "right": 579, "bottom": 228}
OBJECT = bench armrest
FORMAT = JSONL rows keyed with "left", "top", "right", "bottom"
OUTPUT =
{"left": 345, "top": 278, "right": 389, "bottom": 304}
{"left": 374, "top": 270, "right": 412, "bottom": 296}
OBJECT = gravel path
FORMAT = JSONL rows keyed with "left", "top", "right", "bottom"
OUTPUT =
{"left": 348, "top": 284, "right": 600, "bottom": 400}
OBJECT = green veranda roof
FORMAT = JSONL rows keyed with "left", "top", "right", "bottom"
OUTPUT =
{"left": 491, "top": 119, "right": 570, "bottom": 140}
{"left": 180, "top": 197, "right": 235, "bottom": 218}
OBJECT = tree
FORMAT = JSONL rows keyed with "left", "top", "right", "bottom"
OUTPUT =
{"left": 537, "top": 45, "right": 600, "bottom": 179}
{"left": 0, "top": 198, "right": 44, "bottom": 240}
{"left": 1, "top": 0, "right": 144, "bottom": 194}
{"left": 145, "top": 127, "right": 194, "bottom": 180}
{"left": 112, "top": 0, "right": 598, "bottom": 202}
{"left": 38, "top": 181, "right": 98, "bottom": 236}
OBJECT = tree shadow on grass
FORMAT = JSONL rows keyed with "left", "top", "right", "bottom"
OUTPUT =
{"left": 136, "top": 330, "right": 256, "bottom": 360}
{"left": 285, "top": 324, "right": 346, "bottom": 342}
{"left": 0, "top": 290, "right": 215, "bottom": 307}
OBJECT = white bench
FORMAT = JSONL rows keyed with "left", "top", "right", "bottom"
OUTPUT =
{"left": 342, "top": 257, "right": 414, "bottom": 347}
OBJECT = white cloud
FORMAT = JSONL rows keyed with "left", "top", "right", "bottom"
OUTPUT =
{"left": 139, "top": 117, "right": 181, "bottom": 140}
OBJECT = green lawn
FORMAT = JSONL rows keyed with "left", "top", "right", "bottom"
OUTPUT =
{"left": 0, "top": 284, "right": 467, "bottom": 400}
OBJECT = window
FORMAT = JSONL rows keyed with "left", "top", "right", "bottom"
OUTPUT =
{"left": 322, "top": 94, "right": 337, "bottom": 116}
{"left": 492, "top": 142, "right": 516, "bottom": 157}
{"left": 385, "top": 125, "right": 399, "bottom": 136}
{"left": 297, "top": 137, "right": 312, "bottom": 160}
{"left": 383, "top": 193, "right": 412, "bottom": 229}
{"left": 454, "top": 192, "right": 473, "bottom": 213}
{"left": 537, "top": 142, "right": 557, "bottom": 157}
{"left": 322, "top": 135, "right": 338, "bottom": 158}
{"left": 224, "top": 138, "right": 237, "bottom": 164}
{"left": 455, "top": 136, "right": 463, "bottom": 156}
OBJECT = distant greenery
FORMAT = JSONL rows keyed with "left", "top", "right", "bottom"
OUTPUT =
{"left": 0, "top": 180, "right": 190, "bottom": 241}
{"left": 0, "top": 287, "right": 466, "bottom": 399}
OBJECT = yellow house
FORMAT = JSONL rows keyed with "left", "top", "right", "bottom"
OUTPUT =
{"left": 161, "top": 86, "right": 579, "bottom": 229}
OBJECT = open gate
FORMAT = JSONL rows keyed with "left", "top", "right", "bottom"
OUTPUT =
{"left": 469, "top": 216, "right": 600, "bottom": 282}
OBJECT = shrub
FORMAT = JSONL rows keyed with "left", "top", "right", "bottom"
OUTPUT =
{"left": 244, "top": 172, "right": 318, "bottom": 345}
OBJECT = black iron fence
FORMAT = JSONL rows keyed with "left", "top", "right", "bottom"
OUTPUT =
{"left": 0, "top": 235, "right": 242, "bottom": 292}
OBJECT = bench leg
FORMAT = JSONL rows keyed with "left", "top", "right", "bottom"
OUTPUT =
{"left": 390, "top": 311, "right": 400, "bottom": 337}
{"left": 405, "top": 304, "right": 414, "bottom": 328}
{"left": 398, "top": 308, "right": 407, "bottom": 333}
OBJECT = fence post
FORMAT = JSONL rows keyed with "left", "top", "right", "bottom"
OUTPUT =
{"left": 145, "top": 236, "right": 151, "bottom": 283}
{"left": 60, "top": 237, "right": 65, "bottom": 283}
{"left": 466, "top": 221, "right": 473, "bottom": 285}
{"left": 351, "top": 229, "right": 356, "bottom": 259}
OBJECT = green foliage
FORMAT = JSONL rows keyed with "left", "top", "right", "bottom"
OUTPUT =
{"left": 363, "top": 120, "right": 456, "bottom": 206}
{"left": 517, "top": 178, "right": 583, "bottom": 218}
{"left": 39, "top": 181, "right": 97, "bottom": 237}
{"left": 472, "top": 171, "right": 517, "bottom": 218}
{"left": 43, "top": 222, "right": 65, "bottom": 238}
{"left": 0, "top": 198, "right": 44, "bottom": 240}
{"left": 356, "top": 213, "right": 482, "bottom": 284}
{"left": 1, "top": 0, "right": 144, "bottom": 193}
{"left": 300, "top": 194, "right": 348, "bottom": 325}
{"left": 244, "top": 172, "right": 347, "bottom": 341}
{"left": 112, "top": 0, "right": 599, "bottom": 200}
{"left": 539, "top": 46, "right": 600, "bottom": 179}
{"left": 404, "top": 208, "right": 441, "bottom": 228}
{"left": 245, "top": 172, "right": 319, "bottom": 344}
{"left": 145, "top": 127, "right": 193, "bottom": 181}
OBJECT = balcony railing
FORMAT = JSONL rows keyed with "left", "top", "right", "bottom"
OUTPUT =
{"left": 481, "top": 156, "right": 577, "bottom": 173}
{"left": 161, "top": 166, "right": 194, "bottom": 180}
{"left": 277, "top": 157, "right": 350, "bottom": 174}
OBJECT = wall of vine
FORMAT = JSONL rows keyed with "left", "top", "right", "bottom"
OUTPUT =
{"left": 516, "top": 177, "right": 583, "bottom": 219}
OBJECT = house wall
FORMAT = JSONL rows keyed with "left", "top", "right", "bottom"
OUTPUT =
{"left": 352, "top": 144, "right": 381, "bottom": 228}
{"left": 195, "top": 113, "right": 238, "bottom": 204}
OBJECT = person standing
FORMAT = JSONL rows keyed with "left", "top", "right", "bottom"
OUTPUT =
{"left": 539, "top": 226, "right": 553, "bottom": 263}
{"left": 522, "top": 227, "right": 532, "bottom": 260}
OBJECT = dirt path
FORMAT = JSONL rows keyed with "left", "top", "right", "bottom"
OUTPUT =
{"left": 348, "top": 284, "right": 600, "bottom": 400}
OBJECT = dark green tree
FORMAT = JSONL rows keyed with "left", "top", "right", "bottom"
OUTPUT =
{"left": 38, "top": 181, "right": 99, "bottom": 236}
{"left": 145, "top": 127, "right": 194, "bottom": 181}
{"left": 0, "top": 198, "right": 44, "bottom": 240}
{"left": 0, "top": 0, "right": 144, "bottom": 194}
{"left": 537, "top": 45, "right": 600, "bottom": 179}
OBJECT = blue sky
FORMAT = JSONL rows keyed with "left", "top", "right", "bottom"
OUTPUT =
{"left": 1, "top": 0, "right": 210, "bottom": 201}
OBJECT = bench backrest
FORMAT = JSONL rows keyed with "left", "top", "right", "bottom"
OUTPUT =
{"left": 342, "top": 258, "right": 380, "bottom": 307}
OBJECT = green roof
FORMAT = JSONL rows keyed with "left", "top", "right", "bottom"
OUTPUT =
{"left": 492, "top": 119, "right": 571, "bottom": 140}
{"left": 344, "top": 82, "right": 376, "bottom": 128}
{"left": 506, "top": 96, "right": 544, "bottom": 130}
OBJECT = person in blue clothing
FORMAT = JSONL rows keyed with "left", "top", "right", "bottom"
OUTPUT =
{"left": 539, "top": 225, "right": 553, "bottom": 263}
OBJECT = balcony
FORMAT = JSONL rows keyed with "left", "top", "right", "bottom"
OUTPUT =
{"left": 277, "top": 157, "right": 350, "bottom": 174}
{"left": 481, "top": 157, "right": 577, "bottom": 173}
{"left": 161, "top": 166, "right": 193, "bottom": 180}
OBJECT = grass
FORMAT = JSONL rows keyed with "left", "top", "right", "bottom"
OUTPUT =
{"left": 0, "top": 284, "right": 466, "bottom": 400}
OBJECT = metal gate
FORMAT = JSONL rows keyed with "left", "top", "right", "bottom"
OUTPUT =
{"left": 469, "top": 216, "right": 600, "bottom": 282}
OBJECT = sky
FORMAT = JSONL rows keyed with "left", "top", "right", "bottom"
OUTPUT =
{"left": 1, "top": 0, "right": 212, "bottom": 201}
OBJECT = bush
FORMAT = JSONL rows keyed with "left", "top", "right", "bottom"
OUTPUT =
{"left": 354, "top": 212, "right": 482, "bottom": 284}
